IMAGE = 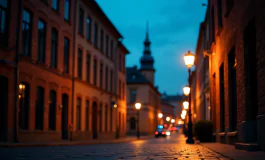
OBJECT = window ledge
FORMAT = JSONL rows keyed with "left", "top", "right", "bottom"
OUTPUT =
{"left": 219, "top": 132, "right": 226, "bottom": 136}
{"left": 227, "top": 131, "right": 237, "bottom": 137}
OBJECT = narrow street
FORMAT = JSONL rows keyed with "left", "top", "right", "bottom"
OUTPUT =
{"left": 0, "top": 133, "right": 230, "bottom": 160}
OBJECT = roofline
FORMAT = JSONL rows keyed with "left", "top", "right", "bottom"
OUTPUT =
{"left": 127, "top": 82, "right": 161, "bottom": 96}
{"left": 88, "top": 0, "right": 123, "bottom": 39}
{"left": 119, "top": 42, "right": 130, "bottom": 54}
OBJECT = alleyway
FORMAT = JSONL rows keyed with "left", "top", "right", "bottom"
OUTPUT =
{"left": 0, "top": 133, "right": 230, "bottom": 160}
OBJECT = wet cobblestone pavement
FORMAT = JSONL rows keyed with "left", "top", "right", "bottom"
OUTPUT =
{"left": 0, "top": 134, "right": 231, "bottom": 160}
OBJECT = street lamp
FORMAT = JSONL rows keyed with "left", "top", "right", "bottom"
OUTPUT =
{"left": 183, "top": 50, "right": 195, "bottom": 144}
{"left": 135, "top": 103, "right": 141, "bottom": 138}
{"left": 158, "top": 113, "right": 163, "bottom": 125}
{"left": 182, "top": 110, "right": 187, "bottom": 115}
{"left": 171, "top": 119, "right": 175, "bottom": 123}
{"left": 183, "top": 101, "right": 189, "bottom": 110}
{"left": 183, "top": 86, "right": 190, "bottom": 96}
{"left": 158, "top": 113, "right": 163, "bottom": 118}
{"left": 166, "top": 117, "right": 170, "bottom": 122}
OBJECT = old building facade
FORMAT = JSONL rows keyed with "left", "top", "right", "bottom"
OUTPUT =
{"left": 194, "top": 0, "right": 265, "bottom": 150}
{"left": 0, "top": 0, "right": 128, "bottom": 143}
{"left": 126, "top": 29, "right": 161, "bottom": 136}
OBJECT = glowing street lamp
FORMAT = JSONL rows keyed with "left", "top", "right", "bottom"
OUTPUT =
{"left": 183, "top": 86, "right": 190, "bottom": 96}
{"left": 166, "top": 117, "right": 170, "bottom": 122}
{"left": 184, "top": 51, "right": 195, "bottom": 69}
{"left": 158, "top": 113, "right": 163, "bottom": 118}
{"left": 171, "top": 119, "right": 175, "bottom": 123}
{"left": 183, "top": 101, "right": 189, "bottom": 110}
{"left": 182, "top": 110, "right": 187, "bottom": 115}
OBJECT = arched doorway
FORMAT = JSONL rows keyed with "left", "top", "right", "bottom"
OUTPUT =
{"left": 92, "top": 101, "right": 97, "bottom": 139}
{"left": 0, "top": 75, "right": 8, "bottom": 142}
{"left": 61, "top": 94, "right": 68, "bottom": 140}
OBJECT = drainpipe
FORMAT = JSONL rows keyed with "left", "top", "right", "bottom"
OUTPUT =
{"left": 14, "top": 0, "right": 23, "bottom": 143}
{"left": 71, "top": 0, "right": 77, "bottom": 141}
{"left": 114, "top": 38, "right": 122, "bottom": 139}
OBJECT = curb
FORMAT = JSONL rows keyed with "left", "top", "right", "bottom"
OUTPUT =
{"left": 0, "top": 136, "right": 153, "bottom": 148}
{"left": 199, "top": 143, "right": 234, "bottom": 160}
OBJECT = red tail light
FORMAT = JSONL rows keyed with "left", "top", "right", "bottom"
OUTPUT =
{"left": 155, "top": 132, "right": 158, "bottom": 134}
{"left": 162, "top": 132, "right": 165, "bottom": 134}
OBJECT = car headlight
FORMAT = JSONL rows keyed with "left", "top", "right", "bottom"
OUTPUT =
{"left": 166, "top": 131, "right": 170, "bottom": 136}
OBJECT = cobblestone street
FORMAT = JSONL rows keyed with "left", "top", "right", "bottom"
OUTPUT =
{"left": 0, "top": 133, "right": 231, "bottom": 160}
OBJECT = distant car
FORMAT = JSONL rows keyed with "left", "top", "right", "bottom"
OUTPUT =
{"left": 154, "top": 128, "right": 170, "bottom": 138}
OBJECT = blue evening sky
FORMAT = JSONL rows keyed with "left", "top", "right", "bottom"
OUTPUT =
{"left": 97, "top": 0, "right": 207, "bottom": 95}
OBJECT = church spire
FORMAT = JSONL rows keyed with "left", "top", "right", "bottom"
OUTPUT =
{"left": 140, "top": 21, "right": 154, "bottom": 71}
{"left": 144, "top": 21, "right": 151, "bottom": 55}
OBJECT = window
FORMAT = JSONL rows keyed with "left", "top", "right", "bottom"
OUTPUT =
{"left": 219, "top": 63, "right": 225, "bottom": 132}
{"left": 52, "top": 0, "right": 59, "bottom": 12}
{"left": 122, "top": 82, "right": 125, "bottom": 100}
{"left": 78, "top": 8, "right": 84, "bottom": 35}
{"left": 22, "top": 9, "right": 32, "bottom": 56}
{"left": 110, "top": 70, "right": 113, "bottom": 92}
{"left": 85, "top": 100, "right": 89, "bottom": 131}
{"left": 49, "top": 90, "right": 56, "bottom": 130}
{"left": 119, "top": 80, "right": 121, "bottom": 99}
{"left": 130, "top": 117, "right": 136, "bottom": 130}
{"left": 110, "top": 107, "right": 113, "bottom": 132}
{"left": 64, "top": 0, "right": 70, "bottom": 21}
{"left": 100, "top": 63, "right": 103, "bottom": 88}
{"left": 105, "top": 67, "right": 108, "bottom": 91}
{"left": 99, "top": 104, "right": 102, "bottom": 132}
{"left": 100, "top": 29, "right": 104, "bottom": 52}
{"left": 86, "top": 54, "right": 91, "bottom": 82}
{"left": 51, "top": 28, "right": 58, "bottom": 68}
{"left": 130, "top": 89, "right": 136, "bottom": 103}
{"left": 217, "top": 0, "right": 223, "bottom": 28}
{"left": 110, "top": 40, "right": 113, "bottom": 59}
{"left": 93, "top": 59, "right": 97, "bottom": 85}
{"left": 225, "top": 0, "right": 234, "bottom": 16}
{"left": 86, "top": 17, "right": 91, "bottom": 41}
{"left": 94, "top": 23, "right": 98, "bottom": 47}
{"left": 105, "top": 35, "right": 109, "bottom": 57}
{"left": 64, "top": 37, "right": 70, "bottom": 73}
{"left": 119, "top": 53, "right": 121, "bottom": 70}
{"left": 211, "top": 6, "right": 215, "bottom": 43}
{"left": 38, "top": 20, "right": 46, "bottom": 63}
{"left": 76, "top": 98, "right": 81, "bottom": 131}
{"left": 0, "top": 0, "right": 8, "bottom": 46}
{"left": 19, "top": 83, "right": 30, "bottom": 130}
{"left": 105, "top": 105, "right": 108, "bottom": 132}
{"left": 36, "top": 86, "right": 44, "bottom": 130}
{"left": 78, "top": 49, "right": 83, "bottom": 79}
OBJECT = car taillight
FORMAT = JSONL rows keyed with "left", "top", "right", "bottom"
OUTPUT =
{"left": 162, "top": 132, "right": 165, "bottom": 134}
{"left": 155, "top": 132, "right": 158, "bottom": 134}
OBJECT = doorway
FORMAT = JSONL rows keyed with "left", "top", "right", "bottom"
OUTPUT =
{"left": 0, "top": 75, "right": 8, "bottom": 142}
{"left": 61, "top": 94, "right": 69, "bottom": 140}
{"left": 92, "top": 101, "right": 97, "bottom": 139}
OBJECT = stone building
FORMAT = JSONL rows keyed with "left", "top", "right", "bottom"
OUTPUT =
{"left": 126, "top": 27, "right": 161, "bottom": 136}
{"left": 194, "top": 0, "right": 265, "bottom": 150}
{"left": 0, "top": 0, "right": 128, "bottom": 143}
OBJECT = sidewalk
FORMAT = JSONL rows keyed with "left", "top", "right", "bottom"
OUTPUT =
{"left": 201, "top": 143, "right": 265, "bottom": 160}
{"left": 0, "top": 135, "right": 153, "bottom": 148}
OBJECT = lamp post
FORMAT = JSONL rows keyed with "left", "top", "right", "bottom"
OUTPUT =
{"left": 135, "top": 103, "right": 141, "bottom": 138}
{"left": 183, "top": 50, "right": 195, "bottom": 144}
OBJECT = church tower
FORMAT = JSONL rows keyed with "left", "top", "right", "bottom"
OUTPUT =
{"left": 140, "top": 22, "right": 155, "bottom": 84}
